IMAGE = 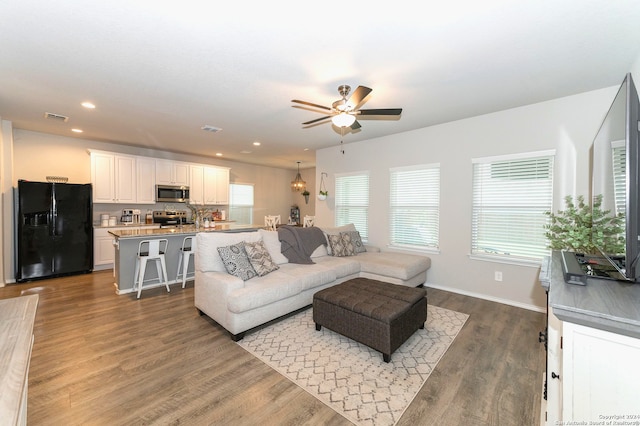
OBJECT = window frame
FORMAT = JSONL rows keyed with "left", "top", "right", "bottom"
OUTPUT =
{"left": 228, "top": 183, "right": 254, "bottom": 225}
{"left": 389, "top": 163, "right": 440, "bottom": 252}
{"left": 470, "top": 150, "right": 555, "bottom": 266}
{"left": 334, "top": 171, "right": 369, "bottom": 241}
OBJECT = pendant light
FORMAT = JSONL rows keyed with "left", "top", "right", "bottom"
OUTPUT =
{"left": 291, "top": 161, "right": 306, "bottom": 192}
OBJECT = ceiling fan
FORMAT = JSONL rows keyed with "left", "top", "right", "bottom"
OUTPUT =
{"left": 292, "top": 85, "right": 402, "bottom": 130}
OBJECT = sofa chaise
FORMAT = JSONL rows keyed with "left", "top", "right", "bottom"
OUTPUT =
{"left": 194, "top": 224, "right": 431, "bottom": 340}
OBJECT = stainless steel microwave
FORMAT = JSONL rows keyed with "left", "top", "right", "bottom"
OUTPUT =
{"left": 156, "top": 185, "right": 189, "bottom": 203}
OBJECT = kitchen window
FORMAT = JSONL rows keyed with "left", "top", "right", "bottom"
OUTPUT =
{"left": 471, "top": 150, "right": 554, "bottom": 263}
{"left": 389, "top": 163, "right": 440, "bottom": 251}
{"left": 228, "top": 183, "right": 254, "bottom": 225}
{"left": 335, "top": 172, "right": 369, "bottom": 240}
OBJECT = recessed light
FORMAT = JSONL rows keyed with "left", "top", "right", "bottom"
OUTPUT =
{"left": 81, "top": 102, "right": 96, "bottom": 109}
{"left": 71, "top": 128, "right": 83, "bottom": 133}
{"left": 215, "top": 153, "right": 223, "bottom": 156}
{"left": 253, "top": 141, "right": 261, "bottom": 146}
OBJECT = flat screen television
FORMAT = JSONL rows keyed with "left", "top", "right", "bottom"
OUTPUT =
{"left": 591, "top": 73, "right": 640, "bottom": 282}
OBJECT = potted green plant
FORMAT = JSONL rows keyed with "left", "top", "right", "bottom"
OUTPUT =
{"left": 544, "top": 194, "right": 624, "bottom": 254}
{"left": 302, "top": 190, "right": 310, "bottom": 204}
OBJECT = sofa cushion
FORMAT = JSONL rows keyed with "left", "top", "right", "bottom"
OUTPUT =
{"left": 244, "top": 240, "right": 279, "bottom": 277}
{"left": 257, "top": 229, "right": 289, "bottom": 265}
{"left": 277, "top": 263, "right": 337, "bottom": 291}
{"left": 313, "top": 255, "right": 361, "bottom": 278}
{"left": 228, "top": 271, "right": 303, "bottom": 313}
{"left": 217, "top": 242, "right": 258, "bottom": 281}
{"left": 356, "top": 252, "right": 431, "bottom": 281}
{"left": 196, "top": 231, "right": 261, "bottom": 272}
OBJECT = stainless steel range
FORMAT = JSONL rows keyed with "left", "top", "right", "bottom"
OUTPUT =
{"left": 152, "top": 210, "right": 192, "bottom": 227}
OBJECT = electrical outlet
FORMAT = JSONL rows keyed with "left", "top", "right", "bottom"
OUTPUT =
{"left": 495, "top": 271, "right": 503, "bottom": 282}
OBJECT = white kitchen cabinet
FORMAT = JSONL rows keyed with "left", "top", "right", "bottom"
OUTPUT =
{"left": 90, "top": 151, "right": 136, "bottom": 204}
{"left": 189, "top": 165, "right": 229, "bottom": 205}
{"left": 205, "top": 166, "right": 230, "bottom": 205}
{"left": 136, "top": 157, "right": 156, "bottom": 204}
{"left": 189, "top": 165, "right": 204, "bottom": 204}
{"left": 561, "top": 322, "right": 640, "bottom": 422}
{"left": 156, "top": 160, "right": 189, "bottom": 186}
{"left": 93, "top": 225, "right": 159, "bottom": 270}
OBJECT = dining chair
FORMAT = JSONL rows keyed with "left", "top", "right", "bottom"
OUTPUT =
{"left": 303, "top": 215, "right": 315, "bottom": 227}
{"left": 264, "top": 215, "right": 281, "bottom": 231}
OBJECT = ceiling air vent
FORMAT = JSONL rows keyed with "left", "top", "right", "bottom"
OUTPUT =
{"left": 44, "top": 112, "right": 69, "bottom": 122}
{"left": 201, "top": 125, "right": 222, "bottom": 133}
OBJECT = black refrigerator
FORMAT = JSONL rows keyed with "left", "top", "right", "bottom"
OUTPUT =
{"left": 16, "top": 180, "right": 93, "bottom": 282}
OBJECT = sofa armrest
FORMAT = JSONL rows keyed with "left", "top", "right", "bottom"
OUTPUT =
{"left": 194, "top": 270, "right": 244, "bottom": 331}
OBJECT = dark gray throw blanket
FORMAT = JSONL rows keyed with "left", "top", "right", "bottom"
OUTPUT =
{"left": 278, "top": 225, "right": 327, "bottom": 264}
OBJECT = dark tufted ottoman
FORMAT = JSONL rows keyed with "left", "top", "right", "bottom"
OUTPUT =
{"left": 313, "top": 277, "right": 427, "bottom": 362}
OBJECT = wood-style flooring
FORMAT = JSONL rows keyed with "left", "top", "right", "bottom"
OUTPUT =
{"left": 0, "top": 270, "right": 546, "bottom": 425}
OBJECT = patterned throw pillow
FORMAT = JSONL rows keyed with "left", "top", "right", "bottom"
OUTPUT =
{"left": 244, "top": 240, "right": 279, "bottom": 276}
{"left": 344, "top": 231, "right": 366, "bottom": 253}
{"left": 327, "top": 233, "right": 356, "bottom": 257}
{"left": 217, "top": 242, "right": 257, "bottom": 281}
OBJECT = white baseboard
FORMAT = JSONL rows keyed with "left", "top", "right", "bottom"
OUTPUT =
{"left": 425, "top": 282, "right": 546, "bottom": 313}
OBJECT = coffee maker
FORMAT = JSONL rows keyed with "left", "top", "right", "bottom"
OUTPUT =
{"left": 121, "top": 209, "right": 134, "bottom": 224}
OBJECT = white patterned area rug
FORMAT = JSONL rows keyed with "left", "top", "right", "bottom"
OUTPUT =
{"left": 237, "top": 304, "right": 468, "bottom": 426}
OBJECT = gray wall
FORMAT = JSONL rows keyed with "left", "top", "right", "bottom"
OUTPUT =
{"left": 315, "top": 86, "right": 619, "bottom": 311}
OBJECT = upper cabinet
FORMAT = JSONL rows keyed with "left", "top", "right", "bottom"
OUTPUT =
{"left": 136, "top": 157, "right": 156, "bottom": 204}
{"left": 91, "top": 150, "right": 229, "bottom": 205}
{"left": 206, "top": 166, "right": 230, "bottom": 205}
{"left": 91, "top": 151, "right": 136, "bottom": 204}
{"left": 156, "top": 160, "right": 189, "bottom": 186}
{"left": 190, "top": 165, "right": 230, "bottom": 205}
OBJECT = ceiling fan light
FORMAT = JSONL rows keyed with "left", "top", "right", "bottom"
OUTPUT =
{"left": 332, "top": 112, "right": 356, "bottom": 127}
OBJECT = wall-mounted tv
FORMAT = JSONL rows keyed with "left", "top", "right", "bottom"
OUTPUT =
{"left": 591, "top": 73, "right": 640, "bottom": 282}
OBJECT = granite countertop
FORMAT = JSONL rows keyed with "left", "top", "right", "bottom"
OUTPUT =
{"left": 109, "top": 223, "right": 264, "bottom": 238}
{"left": 94, "top": 223, "right": 160, "bottom": 229}
{"left": 547, "top": 251, "right": 640, "bottom": 339}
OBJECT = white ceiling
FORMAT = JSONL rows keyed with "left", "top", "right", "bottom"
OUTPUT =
{"left": 1, "top": 0, "right": 640, "bottom": 170}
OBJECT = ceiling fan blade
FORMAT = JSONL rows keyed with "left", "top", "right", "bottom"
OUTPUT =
{"left": 357, "top": 108, "right": 403, "bottom": 116}
{"left": 303, "top": 115, "right": 332, "bottom": 125}
{"left": 292, "top": 99, "right": 332, "bottom": 111}
{"left": 346, "top": 86, "right": 372, "bottom": 108}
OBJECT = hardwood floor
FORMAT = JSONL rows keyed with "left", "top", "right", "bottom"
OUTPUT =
{"left": 0, "top": 271, "right": 545, "bottom": 425}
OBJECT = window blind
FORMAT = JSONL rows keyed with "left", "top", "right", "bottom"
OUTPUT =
{"left": 471, "top": 152, "right": 554, "bottom": 261}
{"left": 389, "top": 164, "right": 440, "bottom": 249}
{"left": 335, "top": 172, "right": 369, "bottom": 240}
{"left": 229, "top": 183, "right": 254, "bottom": 225}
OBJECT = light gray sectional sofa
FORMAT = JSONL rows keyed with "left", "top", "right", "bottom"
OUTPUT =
{"left": 194, "top": 224, "right": 431, "bottom": 340}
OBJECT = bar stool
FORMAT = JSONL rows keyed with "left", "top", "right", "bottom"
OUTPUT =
{"left": 176, "top": 236, "right": 196, "bottom": 288}
{"left": 133, "top": 239, "right": 169, "bottom": 299}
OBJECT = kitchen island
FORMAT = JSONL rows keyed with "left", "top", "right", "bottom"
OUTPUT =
{"left": 109, "top": 223, "right": 263, "bottom": 295}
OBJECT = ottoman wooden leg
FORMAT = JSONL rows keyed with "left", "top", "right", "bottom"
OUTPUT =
{"left": 383, "top": 353, "right": 391, "bottom": 363}
{"left": 315, "top": 323, "right": 322, "bottom": 331}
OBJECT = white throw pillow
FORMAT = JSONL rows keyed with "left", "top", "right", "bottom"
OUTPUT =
{"left": 257, "top": 229, "right": 289, "bottom": 264}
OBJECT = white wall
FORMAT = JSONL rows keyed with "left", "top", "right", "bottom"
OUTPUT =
{"left": 1, "top": 128, "right": 310, "bottom": 284}
{"left": 316, "top": 87, "right": 619, "bottom": 310}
